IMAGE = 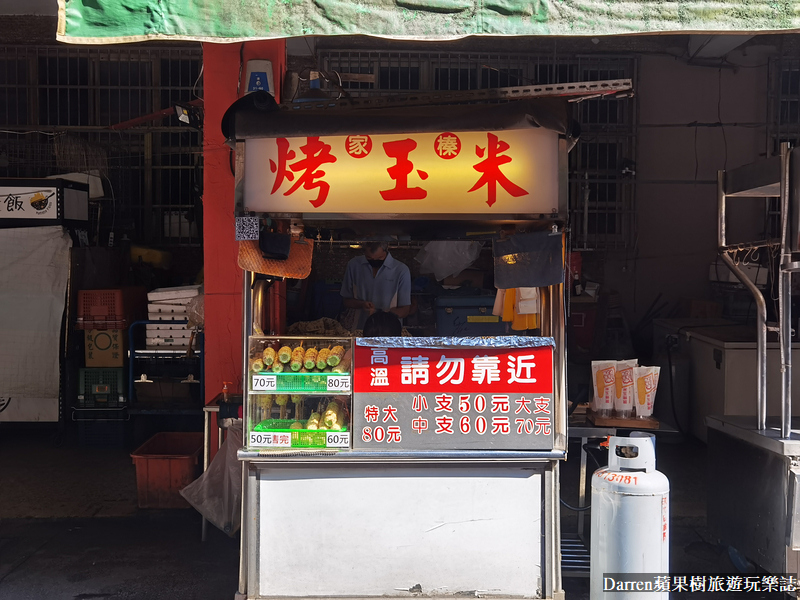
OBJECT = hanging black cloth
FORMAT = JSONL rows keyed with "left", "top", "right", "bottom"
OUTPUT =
{"left": 493, "top": 231, "right": 564, "bottom": 289}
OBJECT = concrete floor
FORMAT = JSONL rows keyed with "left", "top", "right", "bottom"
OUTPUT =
{"left": 0, "top": 514, "right": 239, "bottom": 600}
{"left": 0, "top": 425, "right": 787, "bottom": 599}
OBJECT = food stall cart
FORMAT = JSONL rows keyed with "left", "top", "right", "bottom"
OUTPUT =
{"left": 222, "top": 82, "right": 629, "bottom": 600}
{"left": 707, "top": 143, "right": 800, "bottom": 579}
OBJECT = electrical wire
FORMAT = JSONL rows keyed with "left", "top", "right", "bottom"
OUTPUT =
{"left": 0, "top": 129, "right": 57, "bottom": 136}
{"left": 237, "top": 43, "right": 244, "bottom": 97}
{"left": 559, "top": 443, "right": 604, "bottom": 512}
{"left": 103, "top": 173, "right": 117, "bottom": 233}
{"left": 665, "top": 338, "right": 687, "bottom": 436}
{"left": 718, "top": 68, "right": 728, "bottom": 171}
{"left": 192, "top": 64, "right": 204, "bottom": 100}
{"left": 560, "top": 498, "right": 591, "bottom": 512}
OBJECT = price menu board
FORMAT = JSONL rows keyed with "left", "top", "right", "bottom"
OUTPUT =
{"left": 352, "top": 339, "right": 556, "bottom": 451}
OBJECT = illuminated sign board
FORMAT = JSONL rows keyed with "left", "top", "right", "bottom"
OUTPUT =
{"left": 243, "top": 128, "right": 559, "bottom": 215}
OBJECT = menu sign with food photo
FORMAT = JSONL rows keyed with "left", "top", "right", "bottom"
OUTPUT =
{"left": 352, "top": 340, "right": 555, "bottom": 451}
{"left": 0, "top": 187, "right": 58, "bottom": 220}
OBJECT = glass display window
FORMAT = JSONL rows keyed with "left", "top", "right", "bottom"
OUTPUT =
{"left": 245, "top": 336, "right": 352, "bottom": 450}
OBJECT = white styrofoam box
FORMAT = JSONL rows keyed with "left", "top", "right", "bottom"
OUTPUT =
{"left": 145, "top": 323, "right": 189, "bottom": 331}
{"left": 148, "top": 312, "right": 188, "bottom": 321}
{"left": 147, "top": 285, "right": 200, "bottom": 302}
{"left": 47, "top": 171, "right": 104, "bottom": 199}
{"left": 163, "top": 211, "right": 199, "bottom": 239}
{"left": 150, "top": 297, "right": 193, "bottom": 306}
{"left": 147, "top": 329, "right": 193, "bottom": 339}
{"left": 147, "top": 303, "right": 188, "bottom": 314}
{"left": 146, "top": 337, "right": 194, "bottom": 347}
{"left": 709, "top": 260, "right": 767, "bottom": 286}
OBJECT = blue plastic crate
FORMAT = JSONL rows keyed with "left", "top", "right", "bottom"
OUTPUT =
{"left": 435, "top": 296, "right": 507, "bottom": 336}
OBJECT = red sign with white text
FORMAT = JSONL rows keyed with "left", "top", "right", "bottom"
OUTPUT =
{"left": 352, "top": 344, "right": 556, "bottom": 451}
{"left": 353, "top": 345, "right": 553, "bottom": 395}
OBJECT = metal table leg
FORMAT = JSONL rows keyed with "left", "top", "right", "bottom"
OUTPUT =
{"left": 577, "top": 435, "right": 588, "bottom": 540}
{"left": 202, "top": 409, "right": 210, "bottom": 542}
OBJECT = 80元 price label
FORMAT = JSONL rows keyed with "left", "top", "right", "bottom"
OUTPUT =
{"left": 326, "top": 375, "right": 351, "bottom": 392}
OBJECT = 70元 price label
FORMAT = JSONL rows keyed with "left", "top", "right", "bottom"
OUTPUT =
{"left": 326, "top": 375, "right": 351, "bottom": 392}
{"left": 251, "top": 374, "right": 277, "bottom": 392}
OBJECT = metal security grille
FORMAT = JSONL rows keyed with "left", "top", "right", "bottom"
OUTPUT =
{"left": 766, "top": 56, "right": 800, "bottom": 237}
{"left": 0, "top": 45, "right": 202, "bottom": 247}
{"left": 318, "top": 50, "right": 636, "bottom": 248}
{"left": 769, "top": 56, "right": 800, "bottom": 153}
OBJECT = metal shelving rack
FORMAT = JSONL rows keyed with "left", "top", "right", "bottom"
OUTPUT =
{"left": 707, "top": 142, "right": 800, "bottom": 579}
{"left": 127, "top": 320, "right": 204, "bottom": 416}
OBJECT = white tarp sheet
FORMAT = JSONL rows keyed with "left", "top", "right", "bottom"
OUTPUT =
{"left": 0, "top": 227, "right": 72, "bottom": 422}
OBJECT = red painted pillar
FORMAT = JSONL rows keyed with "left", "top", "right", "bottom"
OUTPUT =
{"left": 202, "top": 42, "right": 286, "bottom": 438}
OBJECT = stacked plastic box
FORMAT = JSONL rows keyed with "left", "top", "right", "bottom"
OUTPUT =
{"left": 146, "top": 285, "right": 200, "bottom": 349}
{"left": 74, "top": 288, "right": 145, "bottom": 446}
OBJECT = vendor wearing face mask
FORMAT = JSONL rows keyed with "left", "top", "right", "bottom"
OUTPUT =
{"left": 340, "top": 241, "right": 411, "bottom": 330}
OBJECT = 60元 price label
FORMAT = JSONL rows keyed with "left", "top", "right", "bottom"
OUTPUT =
{"left": 326, "top": 432, "right": 350, "bottom": 448}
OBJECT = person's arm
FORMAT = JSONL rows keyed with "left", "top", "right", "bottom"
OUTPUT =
{"left": 344, "top": 297, "right": 374, "bottom": 310}
{"left": 341, "top": 265, "right": 374, "bottom": 310}
{"left": 389, "top": 304, "right": 411, "bottom": 318}
{"left": 389, "top": 265, "right": 412, "bottom": 319}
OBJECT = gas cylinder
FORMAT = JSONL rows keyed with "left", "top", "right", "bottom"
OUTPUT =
{"left": 590, "top": 433, "right": 669, "bottom": 598}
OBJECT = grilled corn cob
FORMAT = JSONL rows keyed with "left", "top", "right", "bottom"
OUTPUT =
{"left": 278, "top": 345, "right": 292, "bottom": 364}
{"left": 275, "top": 394, "right": 289, "bottom": 420}
{"left": 262, "top": 347, "right": 276, "bottom": 366}
{"left": 255, "top": 395, "right": 274, "bottom": 423}
{"left": 290, "top": 344, "right": 305, "bottom": 372}
{"left": 322, "top": 401, "right": 343, "bottom": 429}
{"left": 316, "top": 347, "right": 331, "bottom": 370}
{"left": 332, "top": 356, "right": 351, "bottom": 374}
{"left": 327, "top": 345, "right": 345, "bottom": 367}
{"left": 306, "top": 411, "right": 321, "bottom": 430}
{"left": 303, "top": 347, "right": 318, "bottom": 370}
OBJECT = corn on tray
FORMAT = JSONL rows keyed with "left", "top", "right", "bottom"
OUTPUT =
{"left": 250, "top": 371, "right": 351, "bottom": 394}
{"left": 251, "top": 418, "right": 350, "bottom": 449}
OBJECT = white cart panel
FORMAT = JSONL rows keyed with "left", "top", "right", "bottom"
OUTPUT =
{"left": 254, "top": 464, "right": 544, "bottom": 598}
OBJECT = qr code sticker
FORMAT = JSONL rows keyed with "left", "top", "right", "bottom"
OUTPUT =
{"left": 236, "top": 216, "right": 260, "bottom": 241}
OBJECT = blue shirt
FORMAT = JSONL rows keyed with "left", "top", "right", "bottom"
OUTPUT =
{"left": 340, "top": 252, "right": 411, "bottom": 329}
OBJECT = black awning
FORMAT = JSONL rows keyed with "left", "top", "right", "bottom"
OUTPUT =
{"left": 222, "top": 91, "right": 578, "bottom": 144}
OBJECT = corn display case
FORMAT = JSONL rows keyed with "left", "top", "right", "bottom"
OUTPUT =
{"left": 245, "top": 336, "right": 352, "bottom": 450}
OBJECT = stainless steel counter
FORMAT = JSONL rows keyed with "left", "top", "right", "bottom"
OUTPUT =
{"left": 705, "top": 414, "right": 800, "bottom": 456}
{"left": 238, "top": 448, "right": 565, "bottom": 463}
{"left": 706, "top": 414, "right": 800, "bottom": 577}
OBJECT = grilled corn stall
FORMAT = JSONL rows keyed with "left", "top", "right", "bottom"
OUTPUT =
{"left": 224, "top": 83, "right": 628, "bottom": 600}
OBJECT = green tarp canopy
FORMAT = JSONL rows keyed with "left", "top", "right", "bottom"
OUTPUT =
{"left": 57, "top": 0, "right": 800, "bottom": 43}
